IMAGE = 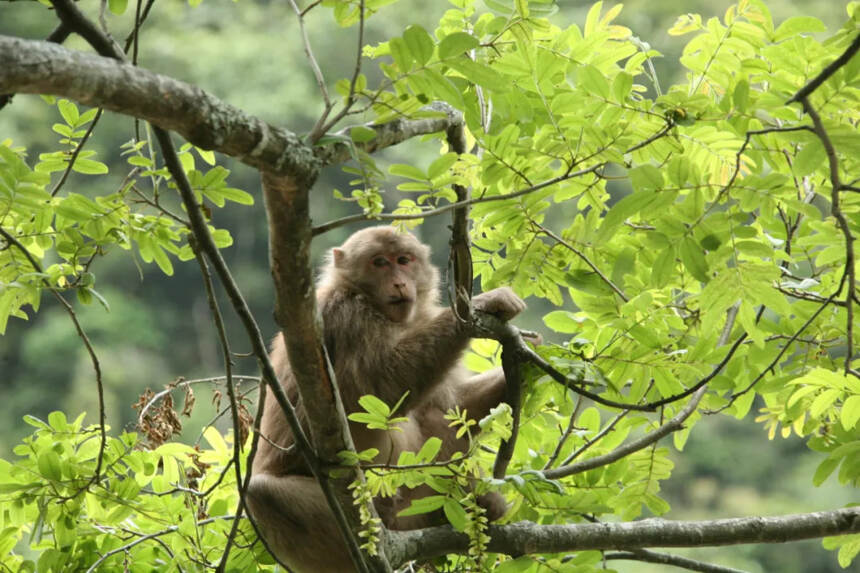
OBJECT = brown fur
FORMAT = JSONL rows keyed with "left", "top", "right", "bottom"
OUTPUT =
{"left": 246, "top": 226, "right": 525, "bottom": 572}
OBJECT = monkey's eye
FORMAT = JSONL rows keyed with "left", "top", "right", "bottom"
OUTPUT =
{"left": 396, "top": 255, "right": 412, "bottom": 266}
{"left": 372, "top": 256, "right": 389, "bottom": 268}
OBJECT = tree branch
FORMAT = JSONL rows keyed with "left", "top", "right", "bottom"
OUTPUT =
{"left": 543, "top": 386, "right": 704, "bottom": 479}
{"left": 261, "top": 170, "right": 389, "bottom": 573}
{"left": 787, "top": 32, "right": 860, "bottom": 104}
{"left": 0, "top": 226, "right": 107, "bottom": 495}
{"left": 604, "top": 548, "right": 748, "bottom": 573}
{"left": 314, "top": 103, "right": 464, "bottom": 167}
{"left": 0, "top": 35, "right": 315, "bottom": 176}
{"left": 386, "top": 507, "right": 860, "bottom": 567}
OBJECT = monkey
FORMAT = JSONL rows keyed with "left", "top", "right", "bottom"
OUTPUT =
{"left": 246, "top": 226, "right": 527, "bottom": 573}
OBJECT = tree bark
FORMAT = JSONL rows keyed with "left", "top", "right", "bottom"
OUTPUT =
{"left": 0, "top": 36, "right": 317, "bottom": 176}
{"left": 387, "top": 507, "right": 860, "bottom": 566}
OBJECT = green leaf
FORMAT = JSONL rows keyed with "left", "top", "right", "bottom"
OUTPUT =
{"left": 595, "top": 188, "right": 658, "bottom": 243}
{"left": 515, "top": 0, "right": 529, "bottom": 18}
{"left": 679, "top": 236, "right": 709, "bottom": 283}
{"left": 219, "top": 187, "right": 255, "bottom": 205}
{"left": 443, "top": 498, "right": 468, "bottom": 531}
{"left": 195, "top": 147, "right": 216, "bottom": 165}
{"left": 650, "top": 246, "right": 676, "bottom": 288}
{"left": 809, "top": 388, "right": 841, "bottom": 420}
{"left": 793, "top": 140, "right": 826, "bottom": 177}
{"left": 542, "top": 310, "right": 582, "bottom": 333}
{"left": 71, "top": 158, "right": 109, "bottom": 175}
{"left": 733, "top": 79, "right": 749, "bottom": 112}
{"left": 669, "top": 13, "right": 703, "bottom": 36}
{"left": 446, "top": 58, "right": 509, "bottom": 92}
{"left": 37, "top": 450, "right": 63, "bottom": 481}
{"left": 48, "top": 411, "right": 68, "bottom": 431}
{"left": 57, "top": 99, "right": 79, "bottom": 126}
{"left": 357, "top": 395, "right": 391, "bottom": 417}
{"left": 52, "top": 124, "right": 74, "bottom": 138}
{"left": 495, "top": 557, "right": 537, "bottom": 573}
{"left": 417, "top": 437, "right": 442, "bottom": 462}
{"left": 389, "top": 163, "right": 427, "bottom": 181}
{"left": 584, "top": 1, "right": 603, "bottom": 37}
{"left": 438, "top": 32, "right": 478, "bottom": 60}
{"left": 389, "top": 37, "right": 413, "bottom": 72}
{"left": 841, "top": 395, "right": 860, "bottom": 431}
{"left": 629, "top": 164, "right": 664, "bottom": 192}
{"left": 773, "top": 16, "right": 826, "bottom": 42}
{"left": 427, "top": 153, "right": 458, "bottom": 180}
{"left": 128, "top": 155, "right": 153, "bottom": 168}
{"left": 151, "top": 244, "right": 174, "bottom": 276}
{"left": 398, "top": 495, "right": 445, "bottom": 516}
{"left": 349, "top": 126, "right": 378, "bottom": 143}
{"left": 813, "top": 457, "right": 840, "bottom": 486}
{"left": 577, "top": 65, "right": 610, "bottom": 99}
{"left": 421, "top": 69, "right": 464, "bottom": 108}
{"left": 612, "top": 72, "right": 633, "bottom": 102}
{"left": 108, "top": 0, "right": 128, "bottom": 14}
{"left": 403, "top": 25, "right": 434, "bottom": 66}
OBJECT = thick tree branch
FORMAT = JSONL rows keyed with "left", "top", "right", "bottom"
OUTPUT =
{"left": 315, "top": 104, "right": 464, "bottom": 167}
{"left": 261, "top": 171, "right": 390, "bottom": 573}
{"left": 386, "top": 507, "right": 860, "bottom": 566}
{"left": 0, "top": 35, "right": 315, "bottom": 176}
{"left": 444, "top": 107, "right": 472, "bottom": 319}
{"left": 0, "top": 35, "right": 464, "bottom": 179}
{"left": 0, "top": 23, "right": 70, "bottom": 110}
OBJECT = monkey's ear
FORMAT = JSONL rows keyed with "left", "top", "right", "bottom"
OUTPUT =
{"left": 332, "top": 248, "right": 346, "bottom": 268}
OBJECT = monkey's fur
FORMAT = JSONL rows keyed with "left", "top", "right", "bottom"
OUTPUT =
{"left": 246, "top": 226, "right": 526, "bottom": 572}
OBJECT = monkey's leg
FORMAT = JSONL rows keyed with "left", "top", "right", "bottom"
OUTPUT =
{"left": 246, "top": 473, "right": 355, "bottom": 573}
{"left": 456, "top": 367, "right": 508, "bottom": 421}
{"left": 455, "top": 368, "right": 513, "bottom": 520}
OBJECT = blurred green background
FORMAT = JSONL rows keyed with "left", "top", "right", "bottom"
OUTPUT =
{"left": 0, "top": 1, "right": 853, "bottom": 571}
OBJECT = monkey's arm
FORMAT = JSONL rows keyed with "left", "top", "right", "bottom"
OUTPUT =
{"left": 369, "top": 287, "right": 526, "bottom": 407}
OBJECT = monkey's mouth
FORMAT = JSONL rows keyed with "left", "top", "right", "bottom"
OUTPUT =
{"left": 388, "top": 297, "right": 412, "bottom": 306}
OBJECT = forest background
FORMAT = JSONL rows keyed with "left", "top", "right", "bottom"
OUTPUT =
{"left": 0, "top": 1, "right": 856, "bottom": 571}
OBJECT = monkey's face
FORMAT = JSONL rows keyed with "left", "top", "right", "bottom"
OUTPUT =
{"left": 331, "top": 227, "right": 438, "bottom": 323}
{"left": 364, "top": 251, "right": 419, "bottom": 322}
{"left": 331, "top": 227, "right": 437, "bottom": 323}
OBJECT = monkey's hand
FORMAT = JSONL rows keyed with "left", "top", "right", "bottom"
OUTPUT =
{"left": 473, "top": 287, "right": 526, "bottom": 322}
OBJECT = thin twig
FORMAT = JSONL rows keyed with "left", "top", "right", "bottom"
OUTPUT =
{"left": 312, "top": 164, "right": 604, "bottom": 235}
{"left": 49, "top": 106, "right": 104, "bottom": 196}
{"left": 720, "top": 283, "right": 843, "bottom": 408}
{"left": 787, "top": 33, "right": 860, "bottom": 104}
{"left": 85, "top": 516, "right": 235, "bottom": 573}
{"left": 0, "top": 226, "right": 107, "bottom": 495}
{"left": 604, "top": 548, "right": 748, "bottom": 573}
{"left": 288, "top": 0, "right": 333, "bottom": 139}
{"left": 492, "top": 344, "right": 522, "bottom": 479}
{"left": 533, "top": 221, "right": 628, "bottom": 302}
{"left": 237, "top": 375, "right": 283, "bottom": 564}
{"left": 543, "top": 385, "right": 705, "bottom": 480}
{"left": 541, "top": 397, "right": 584, "bottom": 470}
{"left": 558, "top": 409, "right": 629, "bottom": 468}
{"left": 154, "top": 129, "right": 325, "bottom": 571}
{"left": 314, "top": 0, "right": 367, "bottom": 141}
{"left": 191, "top": 240, "right": 245, "bottom": 572}
{"left": 794, "top": 98, "right": 856, "bottom": 376}
{"left": 313, "top": 114, "right": 676, "bottom": 236}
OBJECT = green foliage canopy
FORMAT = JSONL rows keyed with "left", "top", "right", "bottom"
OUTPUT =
{"left": 0, "top": 0, "right": 858, "bottom": 571}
